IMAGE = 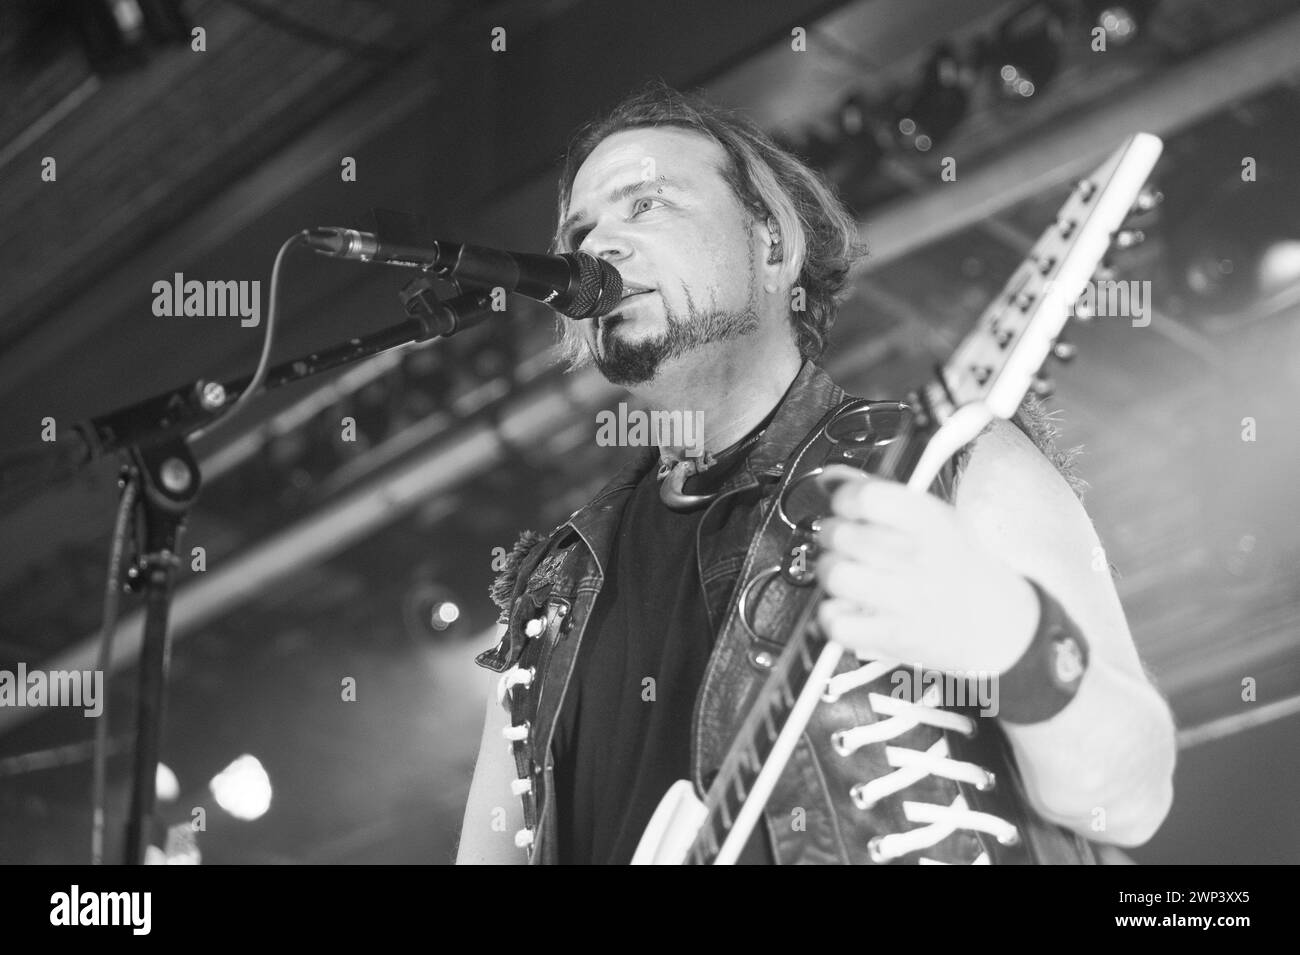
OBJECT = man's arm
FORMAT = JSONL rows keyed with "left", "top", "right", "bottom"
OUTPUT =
{"left": 456, "top": 647, "right": 527, "bottom": 865}
{"left": 953, "top": 418, "right": 1176, "bottom": 846}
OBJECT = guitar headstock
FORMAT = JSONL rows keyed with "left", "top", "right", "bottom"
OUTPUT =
{"left": 924, "top": 133, "right": 1164, "bottom": 421}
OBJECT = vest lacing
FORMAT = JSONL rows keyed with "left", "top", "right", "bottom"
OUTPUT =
{"left": 821, "top": 657, "right": 1021, "bottom": 864}
{"left": 497, "top": 662, "right": 537, "bottom": 851}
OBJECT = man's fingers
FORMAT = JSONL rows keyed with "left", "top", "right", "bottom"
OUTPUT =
{"left": 816, "top": 550, "right": 909, "bottom": 603}
{"left": 815, "top": 516, "right": 917, "bottom": 564}
{"left": 816, "top": 465, "right": 947, "bottom": 532}
{"left": 817, "top": 597, "right": 901, "bottom": 660}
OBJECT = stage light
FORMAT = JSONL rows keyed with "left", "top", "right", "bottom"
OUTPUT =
{"left": 986, "top": 3, "right": 1066, "bottom": 101}
{"left": 1085, "top": 1, "right": 1159, "bottom": 47}
{"left": 1258, "top": 239, "right": 1300, "bottom": 297}
{"left": 1162, "top": 171, "right": 1300, "bottom": 322}
{"left": 403, "top": 580, "right": 465, "bottom": 640}
{"left": 432, "top": 600, "right": 461, "bottom": 630}
{"left": 1098, "top": 7, "right": 1136, "bottom": 43}
{"left": 892, "top": 45, "right": 971, "bottom": 152}
{"left": 1178, "top": 234, "right": 1300, "bottom": 317}
{"left": 210, "top": 754, "right": 272, "bottom": 821}
{"left": 1183, "top": 246, "right": 1242, "bottom": 299}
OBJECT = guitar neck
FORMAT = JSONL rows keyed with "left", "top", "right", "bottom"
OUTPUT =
{"left": 925, "top": 132, "right": 1165, "bottom": 425}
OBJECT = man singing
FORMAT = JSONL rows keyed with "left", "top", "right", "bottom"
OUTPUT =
{"left": 455, "top": 82, "right": 1175, "bottom": 865}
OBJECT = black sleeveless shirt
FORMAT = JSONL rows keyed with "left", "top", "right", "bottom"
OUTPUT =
{"left": 552, "top": 415, "right": 778, "bottom": 865}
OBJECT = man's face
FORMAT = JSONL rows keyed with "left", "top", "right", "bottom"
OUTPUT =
{"left": 559, "top": 127, "right": 768, "bottom": 386}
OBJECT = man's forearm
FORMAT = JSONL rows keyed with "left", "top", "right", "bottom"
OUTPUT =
{"left": 1001, "top": 654, "right": 1176, "bottom": 846}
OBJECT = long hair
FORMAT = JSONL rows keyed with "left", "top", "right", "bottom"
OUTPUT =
{"left": 550, "top": 79, "right": 865, "bottom": 368}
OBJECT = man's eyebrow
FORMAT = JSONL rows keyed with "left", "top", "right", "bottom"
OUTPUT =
{"left": 559, "top": 177, "right": 684, "bottom": 242}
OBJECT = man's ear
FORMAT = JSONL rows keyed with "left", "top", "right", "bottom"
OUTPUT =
{"left": 764, "top": 215, "right": 783, "bottom": 265}
{"left": 757, "top": 214, "right": 785, "bottom": 293}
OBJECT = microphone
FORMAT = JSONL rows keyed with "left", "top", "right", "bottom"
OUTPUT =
{"left": 304, "top": 227, "right": 622, "bottom": 320}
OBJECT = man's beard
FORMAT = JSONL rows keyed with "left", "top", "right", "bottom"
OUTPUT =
{"left": 590, "top": 285, "right": 760, "bottom": 387}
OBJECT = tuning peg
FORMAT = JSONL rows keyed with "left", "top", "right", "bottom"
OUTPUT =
{"left": 1132, "top": 187, "right": 1163, "bottom": 214}
{"left": 1051, "top": 339, "right": 1078, "bottom": 362}
{"left": 1030, "top": 374, "right": 1055, "bottom": 398}
{"left": 1113, "top": 229, "right": 1145, "bottom": 250}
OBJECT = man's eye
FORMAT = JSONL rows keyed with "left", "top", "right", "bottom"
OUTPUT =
{"left": 631, "top": 196, "right": 666, "bottom": 216}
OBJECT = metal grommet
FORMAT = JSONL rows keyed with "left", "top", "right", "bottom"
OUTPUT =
{"left": 514, "top": 828, "right": 534, "bottom": 849}
{"left": 867, "top": 836, "right": 891, "bottom": 864}
{"left": 737, "top": 565, "right": 783, "bottom": 642}
{"left": 831, "top": 731, "right": 852, "bottom": 757}
{"left": 753, "top": 650, "right": 775, "bottom": 669}
{"left": 849, "top": 782, "right": 876, "bottom": 810}
{"left": 976, "top": 771, "right": 996, "bottom": 792}
{"left": 524, "top": 616, "right": 546, "bottom": 637}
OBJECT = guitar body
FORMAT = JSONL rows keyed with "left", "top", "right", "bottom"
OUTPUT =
{"left": 630, "top": 780, "right": 707, "bottom": 865}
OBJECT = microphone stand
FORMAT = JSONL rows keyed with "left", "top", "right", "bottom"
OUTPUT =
{"left": 2, "top": 275, "right": 495, "bottom": 864}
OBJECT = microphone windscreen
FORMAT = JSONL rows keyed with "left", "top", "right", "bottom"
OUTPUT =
{"left": 562, "top": 253, "right": 623, "bottom": 319}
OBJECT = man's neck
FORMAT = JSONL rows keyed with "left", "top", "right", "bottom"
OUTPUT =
{"left": 629, "top": 345, "right": 803, "bottom": 460}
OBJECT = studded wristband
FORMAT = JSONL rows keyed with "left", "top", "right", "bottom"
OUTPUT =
{"left": 995, "top": 578, "right": 1090, "bottom": 725}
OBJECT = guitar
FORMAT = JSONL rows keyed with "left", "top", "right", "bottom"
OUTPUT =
{"left": 632, "top": 133, "right": 1164, "bottom": 865}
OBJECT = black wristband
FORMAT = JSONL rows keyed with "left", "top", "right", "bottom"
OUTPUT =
{"left": 995, "top": 578, "right": 1090, "bottom": 725}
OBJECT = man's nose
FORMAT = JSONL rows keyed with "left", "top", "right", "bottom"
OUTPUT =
{"left": 580, "top": 224, "right": 632, "bottom": 262}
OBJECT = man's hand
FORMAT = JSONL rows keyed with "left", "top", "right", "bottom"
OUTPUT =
{"left": 813, "top": 464, "right": 1040, "bottom": 678}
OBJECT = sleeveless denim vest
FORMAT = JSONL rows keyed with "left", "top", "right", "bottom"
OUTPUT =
{"left": 475, "top": 360, "right": 1096, "bottom": 865}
